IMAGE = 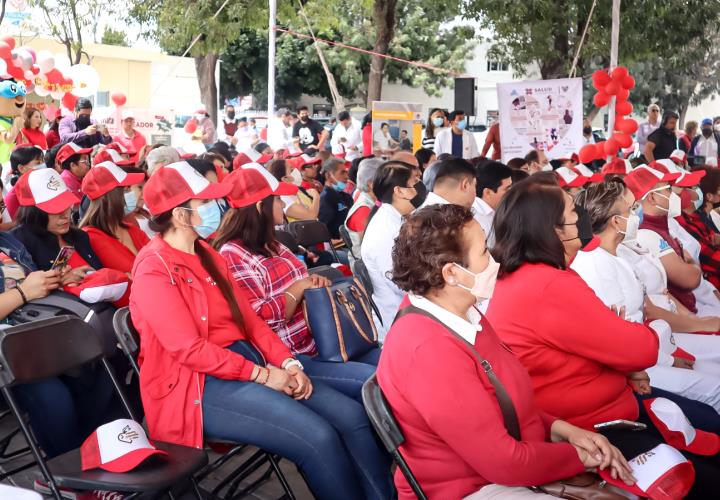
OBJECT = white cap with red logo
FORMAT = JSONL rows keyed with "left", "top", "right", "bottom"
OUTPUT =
{"left": 15, "top": 169, "right": 80, "bottom": 214}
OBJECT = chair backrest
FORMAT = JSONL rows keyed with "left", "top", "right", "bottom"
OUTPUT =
{"left": 0, "top": 316, "right": 103, "bottom": 387}
{"left": 112, "top": 307, "right": 141, "bottom": 376}
{"left": 338, "top": 225, "right": 354, "bottom": 253}
{"left": 287, "top": 220, "right": 333, "bottom": 247}
{"left": 275, "top": 230, "right": 299, "bottom": 254}
{"left": 307, "top": 265, "right": 345, "bottom": 281}
{"left": 351, "top": 258, "right": 374, "bottom": 295}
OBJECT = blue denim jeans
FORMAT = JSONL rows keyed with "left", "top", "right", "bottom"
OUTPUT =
{"left": 298, "top": 347, "right": 380, "bottom": 402}
{"left": 202, "top": 341, "right": 392, "bottom": 500}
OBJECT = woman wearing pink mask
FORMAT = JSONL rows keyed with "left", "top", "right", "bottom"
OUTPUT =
{"left": 377, "top": 204, "right": 633, "bottom": 500}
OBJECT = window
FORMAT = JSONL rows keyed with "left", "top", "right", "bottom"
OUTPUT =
{"left": 486, "top": 60, "right": 509, "bottom": 72}
{"left": 96, "top": 91, "right": 110, "bottom": 107}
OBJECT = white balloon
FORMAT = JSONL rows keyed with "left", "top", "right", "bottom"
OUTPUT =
{"left": 50, "top": 89, "right": 64, "bottom": 100}
{"left": 36, "top": 50, "right": 55, "bottom": 74}
{"left": 53, "top": 53, "right": 71, "bottom": 72}
{"left": 25, "top": 82, "right": 35, "bottom": 93}
{"left": 18, "top": 51, "right": 33, "bottom": 71}
{"left": 35, "top": 85, "right": 50, "bottom": 97}
{"left": 10, "top": 50, "right": 22, "bottom": 67}
{"left": 23, "top": 70, "right": 34, "bottom": 80}
{"left": 67, "top": 64, "right": 99, "bottom": 97}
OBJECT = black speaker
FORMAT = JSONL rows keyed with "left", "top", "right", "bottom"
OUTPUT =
{"left": 454, "top": 78, "right": 475, "bottom": 116}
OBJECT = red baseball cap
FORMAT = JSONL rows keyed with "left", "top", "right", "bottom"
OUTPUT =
{"left": 174, "top": 147, "right": 196, "bottom": 160}
{"left": 81, "top": 419, "right": 168, "bottom": 473}
{"left": 232, "top": 148, "right": 273, "bottom": 170}
{"left": 93, "top": 148, "right": 134, "bottom": 167}
{"left": 555, "top": 166, "right": 589, "bottom": 188}
{"left": 601, "top": 158, "right": 633, "bottom": 176}
{"left": 653, "top": 159, "right": 706, "bottom": 188}
{"left": 143, "top": 161, "right": 231, "bottom": 216}
{"left": 670, "top": 149, "right": 687, "bottom": 164}
{"left": 572, "top": 164, "right": 604, "bottom": 183}
{"left": 64, "top": 268, "right": 130, "bottom": 304}
{"left": 644, "top": 398, "right": 720, "bottom": 456}
{"left": 56, "top": 142, "right": 92, "bottom": 166}
{"left": 624, "top": 165, "right": 680, "bottom": 200}
{"left": 15, "top": 169, "right": 80, "bottom": 214}
{"left": 223, "top": 163, "right": 298, "bottom": 209}
{"left": 81, "top": 161, "right": 145, "bottom": 200}
{"left": 105, "top": 142, "right": 136, "bottom": 157}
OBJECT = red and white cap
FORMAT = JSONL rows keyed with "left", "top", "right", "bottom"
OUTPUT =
{"left": 93, "top": 147, "right": 134, "bottom": 167}
{"left": 81, "top": 161, "right": 145, "bottom": 200}
{"left": 670, "top": 149, "right": 687, "bottom": 164}
{"left": 653, "top": 159, "right": 706, "bottom": 188}
{"left": 64, "top": 269, "right": 129, "bottom": 303}
{"left": 572, "top": 164, "right": 604, "bottom": 183}
{"left": 223, "top": 163, "right": 298, "bottom": 208}
{"left": 555, "top": 166, "right": 590, "bottom": 188}
{"left": 643, "top": 398, "right": 720, "bottom": 456}
{"left": 232, "top": 148, "right": 273, "bottom": 170}
{"left": 143, "top": 161, "right": 231, "bottom": 215}
{"left": 56, "top": 142, "right": 92, "bottom": 166}
{"left": 601, "top": 158, "right": 633, "bottom": 176}
{"left": 599, "top": 444, "right": 695, "bottom": 499}
{"left": 81, "top": 419, "right": 168, "bottom": 473}
{"left": 289, "top": 154, "right": 322, "bottom": 170}
{"left": 105, "top": 142, "right": 136, "bottom": 157}
{"left": 624, "top": 164, "right": 681, "bottom": 200}
{"left": 15, "top": 169, "right": 80, "bottom": 214}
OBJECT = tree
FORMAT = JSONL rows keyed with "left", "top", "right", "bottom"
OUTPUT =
{"left": 368, "top": 0, "right": 397, "bottom": 103}
{"left": 101, "top": 27, "right": 128, "bottom": 47}
{"left": 0, "top": 0, "right": 7, "bottom": 27}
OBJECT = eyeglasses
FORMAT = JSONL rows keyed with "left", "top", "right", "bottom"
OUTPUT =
{"left": 77, "top": 160, "right": 89, "bottom": 165}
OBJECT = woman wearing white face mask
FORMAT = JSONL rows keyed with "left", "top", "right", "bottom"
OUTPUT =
{"left": 573, "top": 178, "right": 720, "bottom": 413}
{"left": 378, "top": 204, "right": 633, "bottom": 499}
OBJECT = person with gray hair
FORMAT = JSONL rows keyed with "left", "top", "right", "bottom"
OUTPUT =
{"left": 345, "top": 158, "right": 382, "bottom": 253}
{"left": 146, "top": 146, "right": 181, "bottom": 176}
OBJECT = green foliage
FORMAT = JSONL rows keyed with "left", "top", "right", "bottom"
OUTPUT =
{"left": 101, "top": 27, "right": 128, "bottom": 46}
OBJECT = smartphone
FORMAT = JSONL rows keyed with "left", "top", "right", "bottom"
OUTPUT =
{"left": 51, "top": 246, "right": 75, "bottom": 271}
{"left": 593, "top": 420, "right": 647, "bottom": 432}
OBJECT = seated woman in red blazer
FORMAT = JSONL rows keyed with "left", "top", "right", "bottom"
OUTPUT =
{"left": 377, "top": 204, "right": 633, "bottom": 500}
{"left": 79, "top": 161, "right": 149, "bottom": 274}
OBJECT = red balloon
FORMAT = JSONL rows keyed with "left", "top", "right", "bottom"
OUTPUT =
{"left": 592, "top": 70, "right": 612, "bottom": 90}
{"left": 604, "top": 138, "right": 620, "bottom": 156}
{"left": 616, "top": 87, "right": 630, "bottom": 101}
{"left": 593, "top": 91, "right": 611, "bottom": 107}
{"left": 61, "top": 93, "right": 78, "bottom": 111}
{"left": 611, "top": 66, "right": 629, "bottom": 81}
{"left": 622, "top": 75, "right": 635, "bottom": 90}
{"left": 111, "top": 92, "right": 127, "bottom": 107}
{"left": 0, "top": 42, "right": 10, "bottom": 60}
{"left": 605, "top": 81, "right": 620, "bottom": 96}
{"left": 616, "top": 101, "right": 633, "bottom": 116}
{"left": 579, "top": 144, "right": 597, "bottom": 164}
{"left": 594, "top": 141, "right": 607, "bottom": 160}
{"left": 614, "top": 132, "right": 633, "bottom": 148}
{"left": 0, "top": 37, "right": 15, "bottom": 50}
{"left": 616, "top": 118, "right": 639, "bottom": 135}
{"left": 31, "top": 65, "right": 40, "bottom": 75}
{"left": 184, "top": 119, "right": 198, "bottom": 134}
{"left": 45, "top": 68, "right": 62, "bottom": 84}
{"left": 7, "top": 65, "right": 24, "bottom": 81}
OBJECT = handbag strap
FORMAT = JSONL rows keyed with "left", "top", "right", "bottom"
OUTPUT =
{"left": 393, "top": 304, "right": 522, "bottom": 441}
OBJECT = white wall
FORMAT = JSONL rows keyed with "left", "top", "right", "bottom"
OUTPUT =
{"left": 150, "top": 57, "right": 202, "bottom": 112}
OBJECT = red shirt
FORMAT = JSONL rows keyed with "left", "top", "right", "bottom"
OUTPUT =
{"left": 17, "top": 128, "right": 48, "bottom": 150}
{"left": 378, "top": 297, "right": 584, "bottom": 499}
{"left": 346, "top": 206, "right": 371, "bottom": 232}
{"left": 362, "top": 123, "right": 372, "bottom": 156}
{"left": 4, "top": 187, "right": 19, "bottom": 221}
{"left": 83, "top": 225, "right": 149, "bottom": 274}
{"left": 46, "top": 129, "right": 60, "bottom": 149}
{"left": 113, "top": 129, "right": 147, "bottom": 164}
{"left": 486, "top": 263, "right": 658, "bottom": 430}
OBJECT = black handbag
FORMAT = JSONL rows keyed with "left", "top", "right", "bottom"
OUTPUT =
{"left": 302, "top": 276, "right": 379, "bottom": 362}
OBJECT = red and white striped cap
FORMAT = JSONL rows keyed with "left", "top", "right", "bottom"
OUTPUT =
{"left": 643, "top": 398, "right": 720, "bottom": 456}
{"left": 105, "top": 142, "right": 135, "bottom": 156}
{"left": 143, "top": 161, "right": 231, "bottom": 215}
{"left": 56, "top": 142, "right": 92, "bottom": 166}
{"left": 670, "top": 149, "right": 687, "bottom": 164}
{"left": 572, "top": 164, "right": 604, "bottom": 183}
{"left": 223, "top": 163, "right": 298, "bottom": 208}
{"left": 289, "top": 153, "right": 323, "bottom": 170}
{"left": 15, "top": 169, "right": 80, "bottom": 214}
{"left": 81, "top": 161, "right": 145, "bottom": 200}
{"left": 601, "top": 158, "right": 633, "bottom": 176}
{"left": 64, "top": 268, "right": 129, "bottom": 304}
{"left": 81, "top": 419, "right": 168, "bottom": 473}
{"left": 93, "top": 147, "right": 134, "bottom": 167}
{"left": 555, "top": 166, "right": 590, "bottom": 188}
{"left": 232, "top": 148, "right": 273, "bottom": 169}
{"left": 653, "top": 159, "right": 706, "bottom": 188}
{"left": 624, "top": 164, "right": 681, "bottom": 200}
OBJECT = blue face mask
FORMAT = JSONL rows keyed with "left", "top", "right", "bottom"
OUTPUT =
{"left": 124, "top": 190, "right": 138, "bottom": 215}
{"left": 333, "top": 180, "right": 347, "bottom": 192}
{"left": 183, "top": 201, "right": 223, "bottom": 239}
{"left": 633, "top": 204, "right": 644, "bottom": 225}
{"left": 456, "top": 119, "right": 467, "bottom": 130}
{"left": 432, "top": 117, "right": 444, "bottom": 127}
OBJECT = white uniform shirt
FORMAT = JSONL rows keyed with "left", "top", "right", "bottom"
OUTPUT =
{"left": 331, "top": 119, "right": 363, "bottom": 161}
{"left": 617, "top": 242, "right": 674, "bottom": 312}
{"left": 233, "top": 126, "right": 257, "bottom": 151}
{"left": 472, "top": 197, "right": 495, "bottom": 247}
{"left": 433, "top": 128, "right": 479, "bottom": 160}
{"left": 693, "top": 135, "right": 718, "bottom": 167}
{"left": 416, "top": 191, "right": 450, "bottom": 211}
{"left": 361, "top": 203, "right": 405, "bottom": 340}
{"left": 668, "top": 217, "right": 701, "bottom": 263}
{"left": 267, "top": 118, "right": 292, "bottom": 151}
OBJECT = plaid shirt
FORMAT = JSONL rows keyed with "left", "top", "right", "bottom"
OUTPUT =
{"left": 220, "top": 240, "right": 317, "bottom": 356}
{"left": 677, "top": 212, "right": 720, "bottom": 289}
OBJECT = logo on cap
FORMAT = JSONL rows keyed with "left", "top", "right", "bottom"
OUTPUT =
{"left": 47, "top": 177, "right": 61, "bottom": 191}
{"left": 118, "top": 425, "right": 140, "bottom": 444}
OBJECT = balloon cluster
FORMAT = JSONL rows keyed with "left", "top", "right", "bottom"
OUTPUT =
{"left": 578, "top": 66, "right": 638, "bottom": 164}
{"left": 0, "top": 36, "right": 100, "bottom": 108}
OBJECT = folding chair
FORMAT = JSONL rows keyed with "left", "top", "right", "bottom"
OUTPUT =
{"left": 275, "top": 230, "right": 299, "bottom": 254}
{"left": 287, "top": 220, "right": 341, "bottom": 263}
{"left": 350, "top": 258, "right": 383, "bottom": 325}
{"left": 277, "top": 227, "right": 343, "bottom": 282}
{"left": 112, "top": 308, "right": 298, "bottom": 500}
{"left": 0, "top": 316, "right": 208, "bottom": 500}
{"left": 362, "top": 374, "right": 427, "bottom": 500}
{"left": 338, "top": 225, "right": 356, "bottom": 259}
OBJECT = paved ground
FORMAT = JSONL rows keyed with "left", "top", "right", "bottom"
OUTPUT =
{"left": 0, "top": 413, "right": 314, "bottom": 499}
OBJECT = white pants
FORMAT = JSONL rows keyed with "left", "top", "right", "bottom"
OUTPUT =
{"left": 675, "top": 333, "right": 720, "bottom": 376}
{"left": 464, "top": 485, "right": 554, "bottom": 499}
{"left": 647, "top": 365, "right": 720, "bottom": 414}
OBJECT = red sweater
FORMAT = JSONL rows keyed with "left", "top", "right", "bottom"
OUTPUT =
{"left": 377, "top": 297, "right": 584, "bottom": 499}
{"left": 84, "top": 225, "right": 150, "bottom": 274}
{"left": 486, "top": 263, "right": 658, "bottom": 430}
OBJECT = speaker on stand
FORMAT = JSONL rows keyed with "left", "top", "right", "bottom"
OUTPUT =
{"left": 454, "top": 78, "right": 476, "bottom": 116}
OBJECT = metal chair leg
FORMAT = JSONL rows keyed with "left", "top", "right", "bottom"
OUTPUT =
{"left": 268, "top": 454, "right": 296, "bottom": 500}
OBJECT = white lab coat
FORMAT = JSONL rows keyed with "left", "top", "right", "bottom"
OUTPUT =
{"left": 433, "top": 128, "right": 479, "bottom": 159}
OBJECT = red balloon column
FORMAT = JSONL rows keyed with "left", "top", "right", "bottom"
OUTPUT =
{"left": 579, "top": 66, "right": 638, "bottom": 162}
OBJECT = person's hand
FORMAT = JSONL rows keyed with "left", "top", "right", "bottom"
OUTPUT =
{"left": 698, "top": 316, "right": 720, "bottom": 332}
{"left": 610, "top": 304, "right": 626, "bottom": 320}
{"left": 308, "top": 274, "right": 331, "bottom": 289}
{"left": 307, "top": 144, "right": 319, "bottom": 150}
{"left": 683, "top": 251, "right": 695, "bottom": 264}
{"left": 673, "top": 357, "right": 695, "bottom": 370}
{"left": 85, "top": 124, "right": 97, "bottom": 135}
{"left": 12, "top": 116, "right": 23, "bottom": 131}
{"left": 567, "top": 433, "right": 635, "bottom": 486}
{"left": 100, "top": 124, "right": 110, "bottom": 137}
{"left": 59, "top": 265, "right": 94, "bottom": 286}
{"left": 286, "top": 366, "right": 313, "bottom": 400}
{"left": 306, "top": 188, "right": 320, "bottom": 200}
{"left": 628, "top": 371, "right": 651, "bottom": 395}
{"left": 263, "top": 366, "right": 298, "bottom": 396}
{"left": 285, "top": 277, "right": 315, "bottom": 303}
{"left": 19, "top": 270, "right": 61, "bottom": 301}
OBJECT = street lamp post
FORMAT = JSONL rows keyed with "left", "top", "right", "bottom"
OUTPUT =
{"left": 268, "top": 0, "right": 277, "bottom": 115}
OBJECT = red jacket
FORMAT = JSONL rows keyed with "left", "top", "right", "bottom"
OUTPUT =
{"left": 129, "top": 236, "right": 292, "bottom": 448}
{"left": 378, "top": 297, "right": 584, "bottom": 499}
{"left": 486, "top": 263, "right": 658, "bottom": 430}
{"left": 84, "top": 225, "right": 150, "bottom": 274}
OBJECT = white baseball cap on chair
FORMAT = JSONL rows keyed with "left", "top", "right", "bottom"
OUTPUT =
{"left": 81, "top": 419, "right": 168, "bottom": 472}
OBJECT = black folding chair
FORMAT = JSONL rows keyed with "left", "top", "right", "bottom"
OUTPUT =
{"left": 0, "top": 316, "right": 207, "bottom": 500}
{"left": 350, "top": 258, "right": 383, "bottom": 325}
{"left": 362, "top": 374, "right": 427, "bottom": 500}
{"left": 338, "top": 225, "right": 356, "bottom": 258}
{"left": 277, "top": 227, "right": 344, "bottom": 282}
{"left": 112, "top": 308, "right": 298, "bottom": 500}
{"left": 287, "top": 220, "right": 341, "bottom": 263}
{"left": 275, "top": 230, "right": 299, "bottom": 254}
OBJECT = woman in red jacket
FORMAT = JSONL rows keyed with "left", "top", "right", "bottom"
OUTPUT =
{"left": 378, "top": 204, "right": 633, "bottom": 500}
{"left": 129, "top": 161, "right": 391, "bottom": 500}
{"left": 487, "top": 178, "right": 720, "bottom": 496}
{"left": 79, "top": 161, "right": 149, "bottom": 274}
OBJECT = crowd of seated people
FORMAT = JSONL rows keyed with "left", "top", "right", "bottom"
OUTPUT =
{"left": 6, "top": 104, "right": 720, "bottom": 500}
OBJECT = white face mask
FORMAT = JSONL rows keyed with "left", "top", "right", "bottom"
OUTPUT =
{"left": 452, "top": 255, "right": 500, "bottom": 301}
{"left": 616, "top": 214, "right": 640, "bottom": 242}
{"left": 715, "top": 124, "right": 720, "bottom": 132}
{"left": 195, "top": 113, "right": 205, "bottom": 121}
{"left": 653, "top": 190, "right": 681, "bottom": 219}
{"left": 289, "top": 168, "right": 303, "bottom": 187}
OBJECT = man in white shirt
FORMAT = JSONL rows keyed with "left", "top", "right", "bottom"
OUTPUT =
{"left": 433, "top": 110, "right": 479, "bottom": 160}
{"left": 637, "top": 103, "right": 661, "bottom": 151}
{"left": 691, "top": 118, "right": 719, "bottom": 167}
{"left": 417, "top": 157, "right": 476, "bottom": 211}
{"left": 232, "top": 117, "right": 258, "bottom": 150}
{"left": 331, "top": 110, "right": 363, "bottom": 160}
{"left": 473, "top": 161, "right": 512, "bottom": 247}
{"left": 267, "top": 109, "right": 293, "bottom": 152}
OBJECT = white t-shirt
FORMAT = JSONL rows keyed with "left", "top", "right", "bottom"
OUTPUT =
{"left": 617, "top": 242, "right": 674, "bottom": 312}
{"left": 668, "top": 217, "right": 700, "bottom": 263}
{"left": 636, "top": 228, "right": 676, "bottom": 259}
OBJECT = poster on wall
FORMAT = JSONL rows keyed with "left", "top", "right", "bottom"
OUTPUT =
{"left": 496, "top": 78, "right": 583, "bottom": 163}
{"left": 371, "top": 102, "right": 424, "bottom": 156}
{"left": 94, "top": 108, "right": 175, "bottom": 142}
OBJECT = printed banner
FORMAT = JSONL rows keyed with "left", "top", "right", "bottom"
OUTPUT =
{"left": 94, "top": 108, "right": 174, "bottom": 139}
{"left": 371, "top": 101, "right": 424, "bottom": 155}
{"left": 497, "top": 78, "right": 583, "bottom": 162}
